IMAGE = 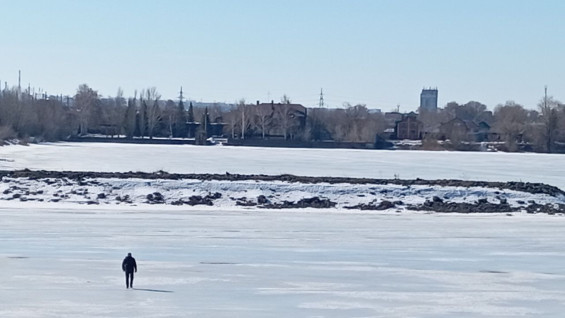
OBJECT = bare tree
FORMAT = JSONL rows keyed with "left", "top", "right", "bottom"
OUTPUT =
{"left": 418, "top": 108, "right": 446, "bottom": 137}
{"left": 0, "top": 87, "right": 76, "bottom": 142}
{"left": 236, "top": 99, "right": 251, "bottom": 139}
{"left": 323, "top": 104, "right": 384, "bottom": 143}
{"left": 325, "top": 108, "right": 347, "bottom": 141}
{"left": 537, "top": 88, "right": 561, "bottom": 152}
{"left": 137, "top": 93, "right": 146, "bottom": 138}
{"left": 493, "top": 101, "right": 528, "bottom": 151}
{"left": 443, "top": 101, "right": 488, "bottom": 122}
{"left": 0, "top": 88, "right": 35, "bottom": 136}
{"left": 142, "top": 87, "right": 161, "bottom": 139}
{"left": 558, "top": 105, "right": 565, "bottom": 144}
{"left": 305, "top": 107, "right": 330, "bottom": 141}
{"left": 254, "top": 103, "right": 272, "bottom": 139}
{"left": 123, "top": 98, "right": 137, "bottom": 138}
{"left": 74, "top": 84, "right": 99, "bottom": 135}
{"left": 99, "top": 88, "right": 126, "bottom": 138}
{"left": 36, "top": 99, "right": 75, "bottom": 141}
{"left": 274, "top": 96, "right": 293, "bottom": 140}
{"left": 163, "top": 99, "right": 177, "bottom": 138}
{"left": 224, "top": 107, "right": 239, "bottom": 139}
{"left": 0, "top": 88, "right": 18, "bottom": 129}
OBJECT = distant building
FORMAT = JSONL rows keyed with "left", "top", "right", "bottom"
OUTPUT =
{"left": 368, "top": 108, "right": 382, "bottom": 114}
{"left": 384, "top": 112, "right": 403, "bottom": 129}
{"left": 255, "top": 101, "right": 307, "bottom": 139}
{"left": 420, "top": 88, "right": 438, "bottom": 112}
{"left": 438, "top": 118, "right": 492, "bottom": 142}
{"left": 395, "top": 112, "right": 422, "bottom": 140}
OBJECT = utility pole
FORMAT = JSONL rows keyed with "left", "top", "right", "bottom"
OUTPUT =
{"left": 241, "top": 104, "right": 245, "bottom": 140}
{"left": 318, "top": 88, "right": 324, "bottom": 108}
{"left": 17, "top": 70, "right": 21, "bottom": 99}
{"left": 204, "top": 107, "right": 209, "bottom": 138}
{"left": 544, "top": 85, "right": 548, "bottom": 108}
{"left": 544, "top": 85, "right": 550, "bottom": 152}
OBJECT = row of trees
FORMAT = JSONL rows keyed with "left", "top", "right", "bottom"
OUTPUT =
{"left": 0, "top": 84, "right": 564, "bottom": 152}
{"left": 418, "top": 97, "right": 565, "bottom": 152}
{"left": 222, "top": 100, "right": 387, "bottom": 143}
{"left": 0, "top": 87, "right": 75, "bottom": 141}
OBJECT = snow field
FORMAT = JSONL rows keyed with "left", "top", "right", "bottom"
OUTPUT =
{"left": 0, "top": 142, "right": 564, "bottom": 189}
{"left": 2, "top": 208, "right": 565, "bottom": 317}
{"left": 1, "top": 143, "right": 565, "bottom": 317}
{"left": 0, "top": 177, "right": 562, "bottom": 212}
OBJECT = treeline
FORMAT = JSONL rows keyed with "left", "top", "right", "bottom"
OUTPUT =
{"left": 419, "top": 99, "right": 565, "bottom": 152}
{"left": 0, "top": 84, "right": 564, "bottom": 153}
{"left": 0, "top": 84, "right": 388, "bottom": 145}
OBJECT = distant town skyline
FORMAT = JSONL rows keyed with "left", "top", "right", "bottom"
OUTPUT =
{"left": 1, "top": 0, "right": 563, "bottom": 110}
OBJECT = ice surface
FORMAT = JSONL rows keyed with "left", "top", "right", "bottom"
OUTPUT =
{"left": 2, "top": 207, "right": 565, "bottom": 317}
{"left": 0, "top": 142, "right": 563, "bottom": 189}
{"left": 1, "top": 143, "right": 565, "bottom": 316}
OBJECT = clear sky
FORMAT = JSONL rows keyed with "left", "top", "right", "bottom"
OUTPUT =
{"left": 1, "top": 0, "right": 563, "bottom": 110}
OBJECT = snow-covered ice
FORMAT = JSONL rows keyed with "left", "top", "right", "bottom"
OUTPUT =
{"left": 2, "top": 207, "right": 565, "bottom": 317}
{"left": 1, "top": 142, "right": 565, "bottom": 316}
{"left": 0, "top": 176, "right": 562, "bottom": 211}
{"left": 0, "top": 142, "right": 564, "bottom": 189}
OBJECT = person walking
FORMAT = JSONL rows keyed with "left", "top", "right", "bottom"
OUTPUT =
{"left": 122, "top": 253, "right": 137, "bottom": 289}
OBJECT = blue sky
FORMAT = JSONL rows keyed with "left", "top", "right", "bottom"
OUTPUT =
{"left": 1, "top": 0, "right": 563, "bottom": 110}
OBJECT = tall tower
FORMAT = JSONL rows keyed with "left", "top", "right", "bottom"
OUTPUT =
{"left": 318, "top": 88, "right": 324, "bottom": 108}
{"left": 420, "top": 87, "right": 438, "bottom": 112}
{"left": 179, "top": 86, "right": 184, "bottom": 103}
{"left": 18, "top": 70, "right": 21, "bottom": 98}
{"left": 178, "top": 86, "right": 185, "bottom": 110}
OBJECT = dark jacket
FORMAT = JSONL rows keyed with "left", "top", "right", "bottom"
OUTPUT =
{"left": 122, "top": 256, "right": 137, "bottom": 273}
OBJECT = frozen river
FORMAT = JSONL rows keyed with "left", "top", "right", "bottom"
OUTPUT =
{"left": 0, "top": 142, "right": 564, "bottom": 189}
{"left": 2, "top": 206, "right": 565, "bottom": 317}
{"left": 1, "top": 143, "right": 564, "bottom": 316}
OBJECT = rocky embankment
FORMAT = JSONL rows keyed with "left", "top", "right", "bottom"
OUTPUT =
{"left": 0, "top": 169, "right": 563, "bottom": 214}
{"left": 1, "top": 169, "right": 563, "bottom": 197}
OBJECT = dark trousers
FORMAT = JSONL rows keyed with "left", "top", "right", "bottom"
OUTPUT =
{"left": 125, "top": 271, "right": 134, "bottom": 288}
